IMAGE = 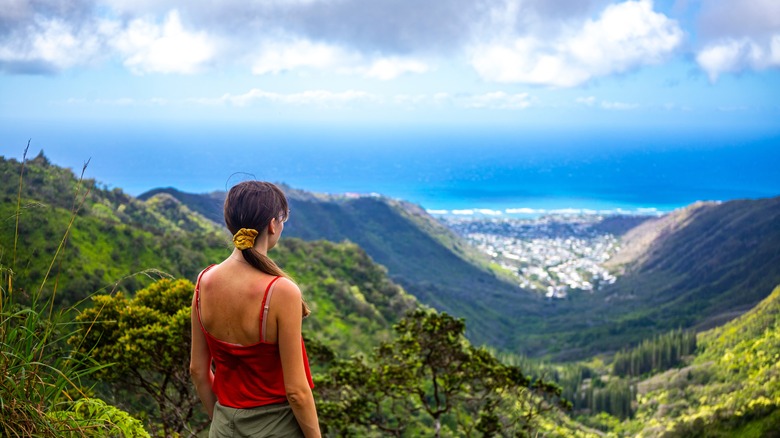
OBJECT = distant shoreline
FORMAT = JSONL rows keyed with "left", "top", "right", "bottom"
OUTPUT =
{"left": 425, "top": 206, "right": 669, "bottom": 219}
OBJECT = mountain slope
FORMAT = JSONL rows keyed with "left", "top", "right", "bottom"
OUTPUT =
{"left": 0, "top": 154, "right": 228, "bottom": 304}
{"left": 626, "top": 283, "right": 780, "bottom": 436}
{"left": 140, "top": 186, "right": 545, "bottom": 349}
{"left": 536, "top": 196, "right": 780, "bottom": 359}
{"left": 606, "top": 196, "right": 780, "bottom": 327}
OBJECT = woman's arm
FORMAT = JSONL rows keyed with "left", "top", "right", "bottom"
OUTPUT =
{"left": 190, "top": 292, "right": 217, "bottom": 419}
{"left": 275, "top": 279, "right": 321, "bottom": 438}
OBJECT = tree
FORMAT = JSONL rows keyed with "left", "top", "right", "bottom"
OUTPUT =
{"left": 71, "top": 278, "right": 206, "bottom": 436}
{"left": 317, "top": 309, "right": 570, "bottom": 437}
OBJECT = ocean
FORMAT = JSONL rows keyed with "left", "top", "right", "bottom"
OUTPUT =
{"left": 2, "top": 120, "right": 779, "bottom": 216}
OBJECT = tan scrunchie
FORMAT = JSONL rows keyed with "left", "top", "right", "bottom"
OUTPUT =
{"left": 232, "top": 228, "right": 258, "bottom": 250}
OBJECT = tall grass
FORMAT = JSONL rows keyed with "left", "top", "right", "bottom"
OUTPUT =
{"left": 0, "top": 146, "right": 147, "bottom": 436}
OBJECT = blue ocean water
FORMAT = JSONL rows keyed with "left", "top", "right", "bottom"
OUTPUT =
{"left": 2, "top": 121, "right": 779, "bottom": 216}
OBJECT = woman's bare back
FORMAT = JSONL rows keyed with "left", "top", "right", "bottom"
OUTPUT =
{"left": 198, "top": 260, "right": 281, "bottom": 345}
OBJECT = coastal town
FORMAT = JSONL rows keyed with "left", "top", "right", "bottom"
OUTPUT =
{"left": 440, "top": 215, "right": 621, "bottom": 298}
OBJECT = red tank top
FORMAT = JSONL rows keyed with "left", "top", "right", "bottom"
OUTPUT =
{"left": 195, "top": 266, "right": 314, "bottom": 409}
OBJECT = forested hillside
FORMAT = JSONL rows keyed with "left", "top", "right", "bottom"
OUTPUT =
{"left": 623, "top": 283, "right": 780, "bottom": 436}
{"left": 0, "top": 153, "right": 227, "bottom": 305}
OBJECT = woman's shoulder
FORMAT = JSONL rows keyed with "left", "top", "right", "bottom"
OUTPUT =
{"left": 272, "top": 277, "right": 302, "bottom": 299}
{"left": 270, "top": 277, "right": 304, "bottom": 317}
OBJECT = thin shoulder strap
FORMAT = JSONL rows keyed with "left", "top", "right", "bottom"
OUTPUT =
{"left": 194, "top": 265, "right": 217, "bottom": 325}
{"left": 260, "top": 276, "right": 283, "bottom": 342}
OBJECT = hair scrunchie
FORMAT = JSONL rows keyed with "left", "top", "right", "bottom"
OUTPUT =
{"left": 232, "top": 228, "right": 258, "bottom": 250}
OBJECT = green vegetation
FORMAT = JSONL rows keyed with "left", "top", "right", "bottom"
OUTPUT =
{"left": 316, "top": 309, "right": 583, "bottom": 437}
{"left": 274, "top": 238, "right": 418, "bottom": 355}
{"left": 623, "top": 284, "right": 780, "bottom": 436}
{"left": 569, "top": 197, "right": 780, "bottom": 357}
{"left": 548, "top": 284, "right": 780, "bottom": 436}
{"left": 1, "top": 151, "right": 423, "bottom": 433}
{"left": 67, "top": 242, "right": 418, "bottom": 433}
{"left": 612, "top": 329, "right": 697, "bottom": 378}
{"left": 4, "top": 150, "right": 780, "bottom": 436}
{"left": 0, "top": 154, "right": 228, "bottom": 306}
{"left": 0, "top": 148, "right": 147, "bottom": 436}
{"left": 71, "top": 278, "right": 202, "bottom": 436}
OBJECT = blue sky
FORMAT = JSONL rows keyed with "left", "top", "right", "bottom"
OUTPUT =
{"left": 0, "top": 0, "right": 778, "bottom": 128}
{"left": 0, "top": 0, "right": 779, "bottom": 209}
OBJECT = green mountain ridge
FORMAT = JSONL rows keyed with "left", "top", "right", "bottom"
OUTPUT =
{"left": 595, "top": 196, "right": 780, "bottom": 343}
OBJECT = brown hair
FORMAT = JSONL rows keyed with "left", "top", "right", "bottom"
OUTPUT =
{"left": 224, "top": 181, "right": 310, "bottom": 316}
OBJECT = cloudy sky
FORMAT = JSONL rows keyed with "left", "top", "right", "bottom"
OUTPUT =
{"left": 1, "top": 0, "right": 778, "bottom": 129}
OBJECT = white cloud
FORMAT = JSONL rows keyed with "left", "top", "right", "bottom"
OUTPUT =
{"left": 364, "top": 57, "right": 429, "bottom": 80}
{"left": 475, "top": 208, "right": 503, "bottom": 216}
{"left": 600, "top": 100, "right": 639, "bottom": 110}
{"left": 189, "top": 88, "right": 531, "bottom": 111}
{"left": 576, "top": 96, "right": 597, "bottom": 106}
{"left": 697, "top": 0, "right": 780, "bottom": 40}
{"left": 0, "top": 15, "right": 103, "bottom": 72}
{"left": 199, "top": 88, "right": 379, "bottom": 107}
{"left": 112, "top": 10, "right": 216, "bottom": 74}
{"left": 470, "top": 0, "right": 682, "bottom": 87}
{"left": 694, "top": 0, "right": 780, "bottom": 79}
{"left": 505, "top": 208, "right": 545, "bottom": 214}
{"left": 696, "top": 36, "right": 780, "bottom": 81}
{"left": 250, "top": 39, "right": 429, "bottom": 80}
{"left": 576, "top": 96, "right": 638, "bottom": 110}
{"left": 61, "top": 88, "right": 538, "bottom": 111}
{"left": 459, "top": 91, "right": 531, "bottom": 110}
{"left": 251, "top": 39, "right": 357, "bottom": 75}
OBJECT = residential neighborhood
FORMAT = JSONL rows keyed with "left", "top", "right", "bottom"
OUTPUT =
{"left": 442, "top": 215, "right": 620, "bottom": 298}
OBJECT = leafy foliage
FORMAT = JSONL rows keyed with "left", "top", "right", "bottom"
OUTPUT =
{"left": 273, "top": 238, "right": 418, "bottom": 356}
{"left": 47, "top": 398, "right": 150, "bottom": 437}
{"left": 0, "top": 148, "right": 144, "bottom": 437}
{"left": 71, "top": 278, "right": 205, "bottom": 437}
{"left": 316, "top": 309, "right": 577, "bottom": 437}
{"left": 0, "top": 295, "right": 120, "bottom": 437}
{"left": 621, "top": 284, "right": 780, "bottom": 436}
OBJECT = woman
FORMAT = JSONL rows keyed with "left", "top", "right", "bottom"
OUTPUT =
{"left": 190, "top": 181, "right": 321, "bottom": 437}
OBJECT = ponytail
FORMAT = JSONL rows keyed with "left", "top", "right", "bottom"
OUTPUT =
{"left": 225, "top": 181, "right": 311, "bottom": 318}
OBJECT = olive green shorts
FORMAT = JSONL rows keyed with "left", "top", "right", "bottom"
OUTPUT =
{"left": 209, "top": 401, "right": 304, "bottom": 438}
